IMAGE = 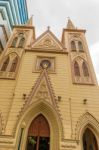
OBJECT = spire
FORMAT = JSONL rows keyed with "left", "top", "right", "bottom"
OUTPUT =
{"left": 66, "top": 18, "right": 75, "bottom": 29}
{"left": 47, "top": 26, "right": 51, "bottom": 31}
{"left": 26, "top": 15, "right": 33, "bottom": 26}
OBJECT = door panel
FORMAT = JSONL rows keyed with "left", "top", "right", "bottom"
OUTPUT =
{"left": 27, "top": 114, "right": 50, "bottom": 150}
{"left": 83, "top": 128, "right": 98, "bottom": 150}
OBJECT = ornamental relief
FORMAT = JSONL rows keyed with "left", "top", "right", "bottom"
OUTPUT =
{"left": 16, "top": 30, "right": 28, "bottom": 35}
{"left": 69, "top": 33, "right": 81, "bottom": 40}
{"left": 35, "top": 56, "right": 55, "bottom": 73}
{"left": 33, "top": 38, "right": 60, "bottom": 49}
{"left": 69, "top": 33, "right": 85, "bottom": 45}
{"left": 70, "top": 53, "right": 87, "bottom": 60}
{"left": 35, "top": 82, "right": 51, "bottom": 103}
{"left": 12, "top": 30, "right": 27, "bottom": 41}
{"left": 43, "top": 38, "right": 52, "bottom": 47}
{"left": 75, "top": 112, "right": 99, "bottom": 140}
{"left": 5, "top": 48, "right": 23, "bottom": 57}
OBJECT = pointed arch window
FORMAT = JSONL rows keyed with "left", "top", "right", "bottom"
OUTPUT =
{"left": 1, "top": 57, "right": 9, "bottom": 71}
{"left": 82, "top": 62, "right": 89, "bottom": 76}
{"left": 83, "top": 128, "right": 98, "bottom": 150}
{"left": 71, "top": 41, "right": 76, "bottom": 51}
{"left": 18, "top": 37, "right": 25, "bottom": 48}
{"left": 11, "top": 37, "right": 18, "bottom": 47}
{"left": 0, "top": 40, "right": 3, "bottom": 52}
{"left": 78, "top": 41, "right": 84, "bottom": 52}
{"left": 0, "top": 114, "right": 2, "bottom": 134}
{"left": 74, "top": 61, "right": 80, "bottom": 76}
{"left": 10, "top": 56, "right": 18, "bottom": 72}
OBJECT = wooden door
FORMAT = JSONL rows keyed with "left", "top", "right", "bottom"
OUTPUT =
{"left": 27, "top": 114, "right": 50, "bottom": 150}
{"left": 83, "top": 128, "right": 98, "bottom": 150}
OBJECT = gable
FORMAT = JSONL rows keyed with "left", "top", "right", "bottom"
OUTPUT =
{"left": 31, "top": 30, "right": 64, "bottom": 51}
{"left": 20, "top": 70, "right": 58, "bottom": 114}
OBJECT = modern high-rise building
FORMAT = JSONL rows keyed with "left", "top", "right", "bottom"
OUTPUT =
{"left": 0, "top": 0, "right": 28, "bottom": 53}
{"left": 0, "top": 19, "right": 99, "bottom": 150}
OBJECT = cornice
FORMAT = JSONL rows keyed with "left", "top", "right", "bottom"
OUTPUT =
{"left": 61, "top": 28, "right": 86, "bottom": 44}
{"left": 63, "top": 28, "right": 86, "bottom": 33}
{"left": 13, "top": 25, "right": 36, "bottom": 39}
{"left": 25, "top": 48, "right": 68, "bottom": 54}
{"left": 13, "top": 25, "right": 34, "bottom": 30}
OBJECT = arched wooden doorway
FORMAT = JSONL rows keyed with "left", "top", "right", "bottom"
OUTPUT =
{"left": 83, "top": 128, "right": 98, "bottom": 150}
{"left": 27, "top": 114, "right": 50, "bottom": 150}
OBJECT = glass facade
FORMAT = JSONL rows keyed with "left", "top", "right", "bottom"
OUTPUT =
{"left": 0, "top": 0, "right": 28, "bottom": 28}
{"left": 17, "top": 0, "right": 28, "bottom": 24}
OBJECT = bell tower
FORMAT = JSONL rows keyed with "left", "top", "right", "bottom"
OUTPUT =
{"left": 0, "top": 17, "right": 35, "bottom": 80}
{"left": 62, "top": 19, "right": 97, "bottom": 85}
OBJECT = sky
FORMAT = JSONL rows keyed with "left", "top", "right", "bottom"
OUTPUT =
{"left": 26, "top": 0, "right": 99, "bottom": 82}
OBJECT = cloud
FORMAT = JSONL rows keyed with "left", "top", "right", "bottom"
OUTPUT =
{"left": 26, "top": 0, "right": 99, "bottom": 82}
{"left": 90, "top": 42, "right": 99, "bottom": 82}
{"left": 26, "top": 0, "right": 99, "bottom": 44}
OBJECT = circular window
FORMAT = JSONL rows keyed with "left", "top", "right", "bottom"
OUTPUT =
{"left": 40, "top": 60, "right": 51, "bottom": 69}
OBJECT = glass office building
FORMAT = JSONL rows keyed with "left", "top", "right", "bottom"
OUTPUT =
{"left": 0, "top": 0, "right": 28, "bottom": 51}
{"left": 0, "top": 0, "right": 28, "bottom": 30}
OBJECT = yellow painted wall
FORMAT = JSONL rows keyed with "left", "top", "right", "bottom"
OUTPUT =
{"left": 0, "top": 27, "right": 99, "bottom": 150}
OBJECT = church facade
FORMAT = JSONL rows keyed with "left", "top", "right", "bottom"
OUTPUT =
{"left": 0, "top": 18, "right": 99, "bottom": 150}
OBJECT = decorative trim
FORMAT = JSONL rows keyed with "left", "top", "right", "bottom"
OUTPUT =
{"left": 25, "top": 48, "right": 68, "bottom": 54}
{"left": 75, "top": 112, "right": 99, "bottom": 140}
{"left": 0, "top": 52, "right": 20, "bottom": 79}
{"left": 16, "top": 100, "right": 63, "bottom": 150}
{"left": 35, "top": 56, "right": 55, "bottom": 73}
{"left": 71, "top": 56, "right": 94, "bottom": 84}
{"left": 18, "top": 69, "right": 59, "bottom": 119}
{"left": 30, "top": 29, "right": 65, "bottom": 51}
{"left": 0, "top": 111, "right": 5, "bottom": 135}
{"left": 63, "top": 28, "right": 86, "bottom": 33}
{"left": 13, "top": 26, "right": 35, "bottom": 40}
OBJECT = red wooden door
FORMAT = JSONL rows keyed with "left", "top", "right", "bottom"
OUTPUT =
{"left": 27, "top": 114, "right": 50, "bottom": 150}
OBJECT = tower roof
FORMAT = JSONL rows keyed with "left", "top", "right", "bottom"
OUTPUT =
{"left": 66, "top": 18, "right": 75, "bottom": 29}
{"left": 26, "top": 16, "right": 33, "bottom": 26}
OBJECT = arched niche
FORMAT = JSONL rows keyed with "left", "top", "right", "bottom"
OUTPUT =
{"left": 15, "top": 101, "right": 63, "bottom": 150}
{"left": 75, "top": 112, "right": 99, "bottom": 150}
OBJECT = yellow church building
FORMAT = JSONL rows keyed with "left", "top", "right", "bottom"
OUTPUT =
{"left": 0, "top": 18, "right": 99, "bottom": 150}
